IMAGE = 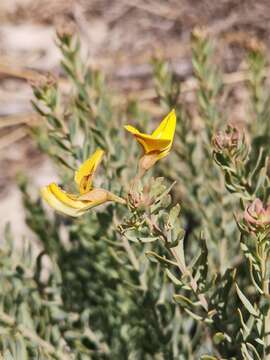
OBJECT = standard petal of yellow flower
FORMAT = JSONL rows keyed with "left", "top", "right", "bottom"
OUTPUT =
{"left": 74, "top": 148, "right": 104, "bottom": 195}
{"left": 41, "top": 185, "right": 85, "bottom": 217}
{"left": 124, "top": 125, "right": 170, "bottom": 153}
{"left": 124, "top": 109, "right": 176, "bottom": 155}
{"left": 151, "top": 109, "right": 176, "bottom": 141}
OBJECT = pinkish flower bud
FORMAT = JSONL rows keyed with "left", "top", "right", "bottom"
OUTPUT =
{"left": 30, "top": 73, "right": 57, "bottom": 99}
{"left": 244, "top": 199, "right": 270, "bottom": 230}
{"left": 192, "top": 26, "right": 208, "bottom": 41}
{"left": 213, "top": 126, "right": 241, "bottom": 154}
{"left": 56, "top": 19, "right": 76, "bottom": 42}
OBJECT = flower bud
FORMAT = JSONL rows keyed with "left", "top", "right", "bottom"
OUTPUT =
{"left": 56, "top": 19, "right": 76, "bottom": 45}
{"left": 247, "top": 38, "right": 266, "bottom": 55}
{"left": 244, "top": 199, "right": 270, "bottom": 231}
{"left": 212, "top": 126, "right": 242, "bottom": 155}
{"left": 30, "top": 73, "right": 57, "bottom": 103}
{"left": 191, "top": 26, "right": 208, "bottom": 41}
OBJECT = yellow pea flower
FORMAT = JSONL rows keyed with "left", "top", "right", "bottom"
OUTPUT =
{"left": 74, "top": 148, "right": 104, "bottom": 195}
{"left": 41, "top": 149, "right": 125, "bottom": 217}
{"left": 124, "top": 109, "right": 176, "bottom": 172}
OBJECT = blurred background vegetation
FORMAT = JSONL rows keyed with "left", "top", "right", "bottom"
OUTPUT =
{"left": 1, "top": 1, "right": 270, "bottom": 359}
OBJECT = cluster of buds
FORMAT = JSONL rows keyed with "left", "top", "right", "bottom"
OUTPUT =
{"left": 212, "top": 125, "right": 243, "bottom": 157}
{"left": 191, "top": 26, "right": 208, "bottom": 42}
{"left": 244, "top": 199, "right": 270, "bottom": 233}
{"left": 247, "top": 37, "right": 266, "bottom": 55}
{"left": 31, "top": 73, "right": 58, "bottom": 107}
{"left": 127, "top": 184, "right": 153, "bottom": 212}
{"left": 212, "top": 125, "right": 251, "bottom": 198}
{"left": 56, "top": 18, "right": 77, "bottom": 46}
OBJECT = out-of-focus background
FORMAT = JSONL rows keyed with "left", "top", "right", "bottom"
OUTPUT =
{"left": 0, "top": 0, "right": 269, "bottom": 238}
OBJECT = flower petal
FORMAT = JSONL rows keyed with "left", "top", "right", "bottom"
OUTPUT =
{"left": 49, "top": 183, "right": 85, "bottom": 209}
{"left": 41, "top": 184, "right": 85, "bottom": 217}
{"left": 124, "top": 125, "right": 170, "bottom": 153}
{"left": 152, "top": 109, "right": 176, "bottom": 141}
{"left": 124, "top": 109, "right": 176, "bottom": 154}
{"left": 74, "top": 148, "right": 104, "bottom": 195}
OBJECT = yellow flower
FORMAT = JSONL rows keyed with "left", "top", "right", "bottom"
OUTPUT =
{"left": 74, "top": 148, "right": 104, "bottom": 195}
{"left": 124, "top": 109, "right": 176, "bottom": 171}
{"left": 41, "top": 149, "right": 125, "bottom": 217}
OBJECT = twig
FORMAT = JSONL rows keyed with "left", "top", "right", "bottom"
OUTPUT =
{"left": 121, "top": 236, "right": 140, "bottom": 272}
{"left": 151, "top": 221, "right": 209, "bottom": 311}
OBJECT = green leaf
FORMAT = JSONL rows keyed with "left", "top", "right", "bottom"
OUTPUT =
{"left": 168, "top": 204, "right": 181, "bottom": 228}
{"left": 238, "top": 308, "right": 252, "bottom": 340}
{"left": 149, "top": 177, "right": 166, "bottom": 199}
{"left": 241, "top": 343, "right": 257, "bottom": 360}
{"left": 165, "top": 269, "right": 183, "bottom": 287}
{"left": 155, "top": 181, "right": 176, "bottom": 204}
{"left": 170, "top": 239, "right": 186, "bottom": 272}
{"left": 213, "top": 332, "right": 226, "bottom": 345}
{"left": 184, "top": 308, "right": 203, "bottom": 321}
{"left": 246, "top": 343, "right": 261, "bottom": 360}
{"left": 193, "top": 235, "right": 208, "bottom": 291}
{"left": 236, "top": 284, "right": 259, "bottom": 317}
{"left": 145, "top": 251, "right": 178, "bottom": 267}
{"left": 173, "top": 294, "right": 197, "bottom": 308}
{"left": 14, "top": 335, "right": 28, "bottom": 360}
{"left": 53, "top": 155, "right": 75, "bottom": 170}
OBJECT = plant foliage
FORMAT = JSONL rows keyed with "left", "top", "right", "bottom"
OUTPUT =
{"left": 1, "top": 26, "right": 270, "bottom": 359}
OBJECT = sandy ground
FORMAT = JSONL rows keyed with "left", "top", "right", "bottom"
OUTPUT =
{"left": 1, "top": 0, "right": 270, "bottom": 241}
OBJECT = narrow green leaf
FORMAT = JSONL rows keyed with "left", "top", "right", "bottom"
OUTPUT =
{"left": 174, "top": 294, "right": 197, "bottom": 308}
{"left": 145, "top": 251, "right": 178, "bottom": 267}
{"left": 168, "top": 204, "right": 181, "bottom": 228}
{"left": 165, "top": 269, "right": 183, "bottom": 286}
{"left": 236, "top": 284, "right": 259, "bottom": 317}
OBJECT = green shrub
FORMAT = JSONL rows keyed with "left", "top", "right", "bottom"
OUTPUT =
{"left": 1, "top": 26, "right": 270, "bottom": 359}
